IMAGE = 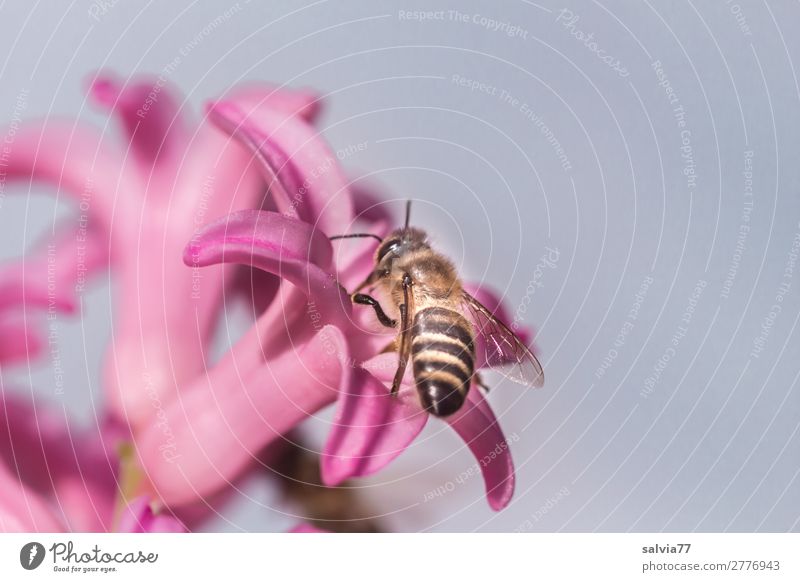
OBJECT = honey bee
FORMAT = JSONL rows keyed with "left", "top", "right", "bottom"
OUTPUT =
{"left": 331, "top": 201, "right": 544, "bottom": 416}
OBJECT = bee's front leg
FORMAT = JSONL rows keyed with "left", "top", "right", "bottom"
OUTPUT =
{"left": 391, "top": 274, "right": 414, "bottom": 397}
{"left": 352, "top": 293, "right": 397, "bottom": 328}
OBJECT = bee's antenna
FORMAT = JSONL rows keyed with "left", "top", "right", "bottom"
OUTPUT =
{"left": 404, "top": 199, "right": 412, "bottom": 229}
{"left": 329, "top": 233, "right": 383, "bottom": 243}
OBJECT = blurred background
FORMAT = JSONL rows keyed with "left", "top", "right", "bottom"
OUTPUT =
{"left": 0, "top": 0, "right": 798, "bottom": 532}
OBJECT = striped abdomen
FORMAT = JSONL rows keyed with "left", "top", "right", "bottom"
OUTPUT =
{"left": 411, "top": 306, "right": 475, "bottom": 417}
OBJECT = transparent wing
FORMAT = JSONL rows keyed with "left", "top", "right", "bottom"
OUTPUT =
{"left": 461, "top": 290, "right": 544, "bottom": 388}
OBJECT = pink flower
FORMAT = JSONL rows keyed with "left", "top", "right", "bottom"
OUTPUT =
{"left": 136, "top": 100, "right": 536, "bottom": 512}
{"left": 2, "top": 71, "right": 537, "bottom": 525}
{"left": 0, "top": 391, "right": 117, "bottom": 531}
{"left": 0, "top": 392, "right": 185, "bottom": 532}
{"left": 1, "top": 71, "right": 327, "bottom": 429}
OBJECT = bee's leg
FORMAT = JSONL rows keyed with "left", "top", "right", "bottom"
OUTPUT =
{"left": 352, "top": 293, "right": 396, "bottom": 328}
{"left": 474, "top": 373, "right": 491, "bottom": 393}
{"left": 391, "top": 304, "right": 408, "bottom": 396}
{"left": 391, "top": 273, "right": 414, "bottom": 396}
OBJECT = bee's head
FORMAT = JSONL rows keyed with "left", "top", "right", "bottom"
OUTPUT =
{"left": 374, "top": 227, "right": 428, "bottom": 268}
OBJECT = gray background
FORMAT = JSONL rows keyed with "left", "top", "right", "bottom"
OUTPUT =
{"left": 1, "top": 0, "right": 798, "bottom": 532}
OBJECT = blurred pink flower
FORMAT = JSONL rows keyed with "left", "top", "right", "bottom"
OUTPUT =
{"left": 136, "top": 101, "right": 534, "bottom": 512}
{"left": 0, "top": 391, "right": 118, "bottom": 531}
{"left": 0, "top": 392, "right": 184, "bottom": 532}
{"left": 1, "top": 71, "right": 325, "bottom": 429}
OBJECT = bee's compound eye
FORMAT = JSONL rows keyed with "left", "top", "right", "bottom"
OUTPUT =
{"left": 377, "top": 239, "right": 401, "bottom": 262}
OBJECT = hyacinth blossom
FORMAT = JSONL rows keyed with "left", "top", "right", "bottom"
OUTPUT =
{"left": 136, "top": 100, "right": 538, "bottom": 512}
{"left": 0, "top": 71, "right": 538, "bottom": 532}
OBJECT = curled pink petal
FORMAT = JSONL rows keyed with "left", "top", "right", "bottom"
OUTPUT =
{"left": 322, "top": 367, "right": 428, "bottom": 486}
{"left": 117, "top": 496, "right": 186, "bottom": 533}
{"left": 206, "top": 100, "right": 353, "bottom": 233}
{"left": 208, "top": 102, "right": 306, "bottom": 217}
{"left": 444, "top": 384, "right": 515, "bottom": 511}
{"left": 184, "top": 209, "right": 352, "bottom": 329}
{"left": 185, "top": 208, "right": 333, "bottom": 274}
{"left": 88, "top": 72, "right": 187, "bottom": 168}
{"left": 225, "top": 83, "right": 323, "bottom": 123}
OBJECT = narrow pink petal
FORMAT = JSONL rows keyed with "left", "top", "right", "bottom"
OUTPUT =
{"left": 205, "top": 100, "right": 353, "bottom": 234}
{"left": 207, "top": 103, "right": 305, "bottom": 216}
{"left": 225, "top": 83, "right": 323, "bottom": 123}
{"left": 0, "top": 319, "right": 42, "bottom": 363}
{"left": 444, "top": 385, "right": 515, "bottom": 511}
{"left": 321, "top": 367, "right": 427, "bottom": 486}
{"left": 0, "top": 273, "right": 71, "bottom": 314}
{"left": 185, "top": 208, "right": 333, "bottom": 274}
{"left": 4, "top": 121, "right": 128, "bottom": 234}
{"left": 137, "top": 325, "right": 347, "bottom": 505}
{"left": 117, "top": 496, "right": 186, "bottom": 533}
{"left": 88, "top": 72, "right": 187, "bottom": 169}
